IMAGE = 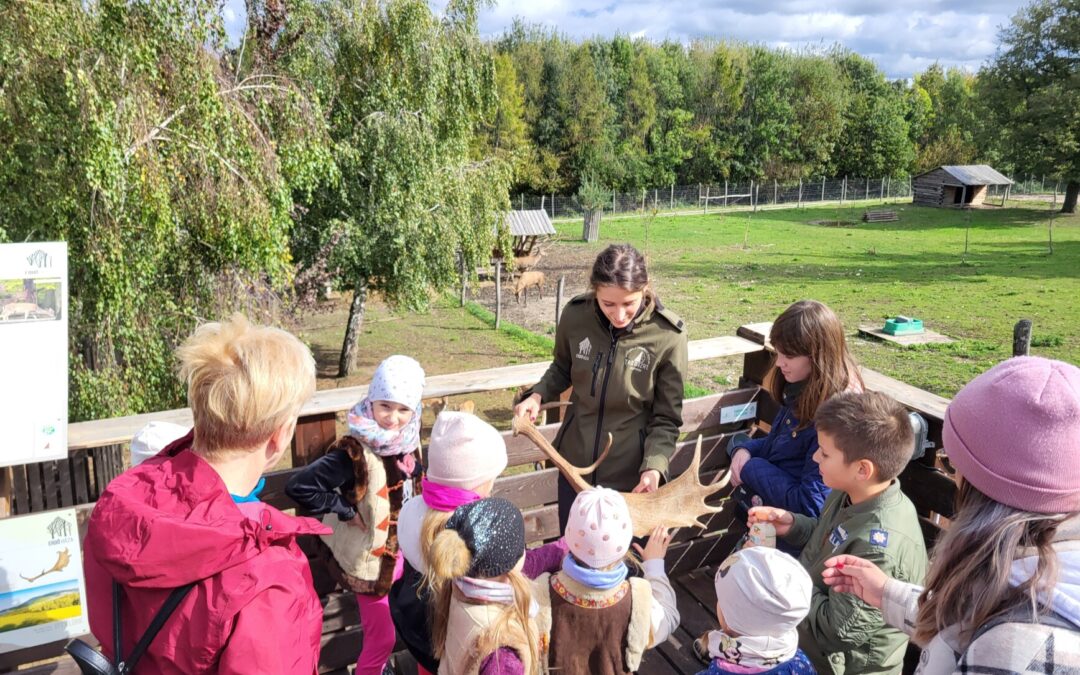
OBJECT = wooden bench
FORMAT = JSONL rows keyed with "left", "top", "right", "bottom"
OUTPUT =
{"left": 863, "top": 208, "right": 899, "bottom": 222}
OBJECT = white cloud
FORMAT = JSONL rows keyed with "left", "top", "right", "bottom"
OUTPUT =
{"left": 477, "top": 0, "right": 1023, "bottom": 78}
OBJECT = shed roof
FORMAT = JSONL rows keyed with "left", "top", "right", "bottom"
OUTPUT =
{"left": 916, "top": 165, "right": 1013, "bottom": 186}
{"left": 503, "top": 209, "right": 556, "bottom": 237}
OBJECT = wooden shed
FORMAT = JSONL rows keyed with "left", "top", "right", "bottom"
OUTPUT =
{"left": 503, "top": 209, "right": 555, "bottom": 256}
{"left": 912, "top": 165, "right": 1013, "bottom": 208}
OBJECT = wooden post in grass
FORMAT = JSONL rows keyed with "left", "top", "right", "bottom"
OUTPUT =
{"left": 754, "top": 182, "right": 759, "bottom": 212}
{"left": 613, "top": 189, "right": 617, "bottom": 214}
{"left": 821, "top": 176, "right": 826, "bottom": 203}
{"left": 495, "top": 260, "right": 502, "bottom": 330}
{"left": 1013, "top": 319, "right": 1032, "bottom": 357}
{"left": 555, "top": 275, "right": 565, "bottom": 327}
{"left": 798, "top": 178, "right": 802, "bottom": 208}
{"left": 704, "top": 184, "right": 709, "bottom": 214}
{"left": 641, "top": 188, "right": 646, "bottom": 213}
{"left": 724, "top": 180, "right": 729, "bottom": 208}
{"left": 773, "top": 179, "right": 778, "bottom": 205}
{"left": 880, "top": 177, "right": 885, "bottom": 201}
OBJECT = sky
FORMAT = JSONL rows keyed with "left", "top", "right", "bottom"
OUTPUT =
{"left": 220, "top": 0, "right": 1028, "bottom": 79}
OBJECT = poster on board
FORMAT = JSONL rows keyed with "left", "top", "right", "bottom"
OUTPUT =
{"left": 0, "top": 509, "right": 89, "bottom": 654}
{"left": 0, "top": 242, "right": 68, "bottom": 468}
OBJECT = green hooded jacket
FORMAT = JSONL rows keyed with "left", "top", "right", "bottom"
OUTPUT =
{"left": 786, "top": 480, "right": 929, "bottom": 675}
{"left": 525, "top": 293, "right": 688, "bottom": 491}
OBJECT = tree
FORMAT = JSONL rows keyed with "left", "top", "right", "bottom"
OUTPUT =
{"left": 0, "top": 0, "right": 333, "bottom": 419}
{"left": 981, "top": 0, "right": 1080, "bottom": 212}
{"left": 293, "top": 0, "right": 512, "bottom": 377}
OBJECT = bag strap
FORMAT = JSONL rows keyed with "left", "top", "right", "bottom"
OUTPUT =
{"left": 112, "top": 580, "right": 197, "bottom": 674}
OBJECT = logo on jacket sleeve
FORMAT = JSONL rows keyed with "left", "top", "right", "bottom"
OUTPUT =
{"left": 829, "top": 524, "right": 849, "bottom": 548}
{"left": 576, "top": 337, "right": 592, "bottom": 360}
{"left": 869, "top": 529, "right": 889, "bottom": 547}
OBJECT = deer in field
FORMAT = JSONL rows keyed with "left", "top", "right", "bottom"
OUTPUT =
{"left": 512, "top": 403, "right": 731, "bottom": 536}
{"left": 0, "top": 302, "right": 52, "bottom": 321}
{"left": 513, "top": 248, "right": 544, "bottom": 273}
{"left": 513, "top": 271, "right": 545, "bottom": 306}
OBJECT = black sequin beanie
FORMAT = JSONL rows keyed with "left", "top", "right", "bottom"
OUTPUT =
{"left": 445, "top": 497, "right": 525, "bottom": 578}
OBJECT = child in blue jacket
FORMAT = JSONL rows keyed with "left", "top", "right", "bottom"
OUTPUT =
{"left": 728, "top": 301, "right": 862, "bottom": 530}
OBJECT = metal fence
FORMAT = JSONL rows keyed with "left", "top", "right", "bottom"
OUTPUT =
{"left": 516, "top": 173, "right": 1068, "bottom": 221}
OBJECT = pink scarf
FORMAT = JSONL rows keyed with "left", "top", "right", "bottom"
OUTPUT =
{"left": 421, "top": 477, "right": 482, "bottom": 512}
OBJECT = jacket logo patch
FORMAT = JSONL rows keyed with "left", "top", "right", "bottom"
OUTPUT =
{"left": 624, "top": 346, "right": 652, "bottom": 372}
{"left": 829, "top": 524, "right": 849, "bottom": 548}
{"left": 870, "top": 529, "right": 889, "bottom": 547}
{"left": 576, "top": 337, "right": 592, "bottom": 360}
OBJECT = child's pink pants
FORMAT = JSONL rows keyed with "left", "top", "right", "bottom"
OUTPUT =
{"left": 354, "top": 553, "right": 404, "bottom": 675}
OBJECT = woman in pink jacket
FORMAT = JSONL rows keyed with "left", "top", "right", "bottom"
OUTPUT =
{"left": 82, "top": 315, "right": 331, "bottom": 674}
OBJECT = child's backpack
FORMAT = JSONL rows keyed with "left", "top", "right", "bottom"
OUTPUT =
{"left": 65, "top": 580, "right": 195, "bottom": 674}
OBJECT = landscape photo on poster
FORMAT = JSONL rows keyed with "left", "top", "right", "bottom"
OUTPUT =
{"left": 0, "top": 277, "right": 62, "bottom": 323}
{"left": 0, "top": 511, "right": 88, "bottom": 654}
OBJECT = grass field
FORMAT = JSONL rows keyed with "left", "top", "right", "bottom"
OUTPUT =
{"left": 551, "top": 200, "right": 1078, "bottom": 396}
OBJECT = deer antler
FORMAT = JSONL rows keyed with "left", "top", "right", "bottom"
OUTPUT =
{"left": 512, "top": 408, "right": 731, "bottom": 537}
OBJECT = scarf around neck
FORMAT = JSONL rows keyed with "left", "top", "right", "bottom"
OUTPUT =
{"left": 346, "top": 398, "right": 421, "bottom": 458}
{"left": 455, "top": 576, "right": 540, "bottom": 617}
{"left": 421, "top": 477, "right": 482, "bottom": 512}
{"left": 561, "top": 553, "right": 628, "bottom": 590}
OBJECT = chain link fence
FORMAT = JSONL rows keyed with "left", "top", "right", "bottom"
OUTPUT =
{"left": 516, "top": 172, "right": 1069, "bottom": 221}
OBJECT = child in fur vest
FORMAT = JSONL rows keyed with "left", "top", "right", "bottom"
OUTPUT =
{"left": 533, "top": 487, "right": 680, "bottom": 674}
{"left": 286, "top": 355, "right": 426, "bottom": 675}
{"left": 427, "top": 497, "right": 542, "bottom": 675}
{"left": 391, "top": 412, "right": 566, "bottom": 675}
{"left": 696, "top": 547, "right": 816, "bottom": 675}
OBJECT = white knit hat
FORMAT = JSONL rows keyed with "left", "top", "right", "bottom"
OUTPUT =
{"left": 369, "top": 355, "right": 426, "bottom": 413}
{"left": 130, "top": 421, "right": 188, "bottom": 467}
{"left": 713, "top": 547, "right": 811, "bottom": 639}
{"left": 426, "top": 411, "right": 507, "bottom": 489}
{"left": 566, "top": 487, "right": 633, "bottom": 568}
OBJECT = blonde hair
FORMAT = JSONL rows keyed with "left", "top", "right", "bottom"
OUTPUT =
{"left": 914, "top": 479, "right": 1073, "bottom": 644}
{"left": 176, "top": 314, "right": 316, "bottom": 456}
{"left": 425, "top": 529, "right": 540, "bottom": 675}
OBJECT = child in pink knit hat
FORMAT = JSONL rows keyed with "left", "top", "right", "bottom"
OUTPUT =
{"left": 533, "top": 486, "right": 680, "bottom": 673}
{"left": 823, "top": 356, "right": 1080, "bottom": 673}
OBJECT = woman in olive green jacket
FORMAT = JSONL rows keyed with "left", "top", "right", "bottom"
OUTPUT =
{"left": 514, "top": 244, "right": 689, "bottom": 527}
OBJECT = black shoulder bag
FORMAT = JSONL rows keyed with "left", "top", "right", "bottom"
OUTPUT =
{"left": 65, "top": 580, "right": 196, "bottom": 675}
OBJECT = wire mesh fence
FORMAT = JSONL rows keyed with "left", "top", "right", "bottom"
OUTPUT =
{"left": 515, "top": 173, "right": 1068, "bottom": 221}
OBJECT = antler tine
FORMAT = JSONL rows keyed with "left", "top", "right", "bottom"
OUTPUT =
{"left": 511, "top": 414, "right": 595, "bottom": 493}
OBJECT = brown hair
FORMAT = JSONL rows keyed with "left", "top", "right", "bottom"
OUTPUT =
{"left": 590, "top": 243, "right": 649, "bottom": 293}
{"left": 914, "top": 479, "right": 1072, "bottom": 645}
{"left": 425, "top": 529, "right": 539, "bottom": 674}
{"left": 764, "top": 300, "right": 862, "bottom": 428}
{"left": 815, "top": 391, "right": 914, "bottom": 481}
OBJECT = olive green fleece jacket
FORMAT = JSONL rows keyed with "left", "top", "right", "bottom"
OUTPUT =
{"left": 785, "top": 481, "right": 929, "bottom": 675}
{"left": 524, "top": 293, "right": 688, "bottom": 491}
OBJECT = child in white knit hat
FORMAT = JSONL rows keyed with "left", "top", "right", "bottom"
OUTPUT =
{"left": 286, "top": 354, "right": 426, "bottom": 675}
{"left": 129, "top": 421, "right": 188, "bottom": 467}
{"left": 696, "top": 547, "right": 815, "bottom": 675}
{"left": 533, "top": 486, "right": 680, "bottom": 674}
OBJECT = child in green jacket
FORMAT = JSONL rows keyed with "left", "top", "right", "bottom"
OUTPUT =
{"left": 749, "top": 391, "right": 928, "bottom": 674}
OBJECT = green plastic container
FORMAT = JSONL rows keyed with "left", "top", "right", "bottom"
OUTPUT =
{"left": 883, "top": 316, "right": 924, "bottom": 335}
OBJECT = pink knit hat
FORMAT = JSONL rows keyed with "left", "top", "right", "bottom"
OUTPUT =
{"left": 944, "top": 356, "right": 1080, "bottom": 513}
{"left": 566, "top": 487, "right": 633, "bottom": 568}
{"left": 426, "top": 411, "right": 508, "bottom": 490}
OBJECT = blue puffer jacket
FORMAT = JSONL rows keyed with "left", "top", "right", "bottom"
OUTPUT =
{"left": 728, "top": 387, "right": 830, "bottom": 519}
{"left": 696, "top": 650, "right": 817, "bottom": 675}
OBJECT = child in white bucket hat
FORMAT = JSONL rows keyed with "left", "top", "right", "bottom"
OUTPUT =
{"left": 696, "top": 546, "right": 815, "bottom": 674}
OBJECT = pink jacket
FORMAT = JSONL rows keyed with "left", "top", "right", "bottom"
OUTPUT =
{"left": 83, "top": 434, "right": 331, "bottom": 674}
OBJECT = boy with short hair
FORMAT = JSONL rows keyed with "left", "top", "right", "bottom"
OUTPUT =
{"left": 749, "top": 391, "right": 928, "bottom": 675}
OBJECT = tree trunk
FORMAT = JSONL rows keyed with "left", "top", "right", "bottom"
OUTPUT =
{"left": 1062, "top": 180, "right": 1079, "bottom": 214}
{"left": 582, "top": 209, "right": 601, "bottom": 242}
{"left": 337, "top": 279, "right": 368, "bottom": 378}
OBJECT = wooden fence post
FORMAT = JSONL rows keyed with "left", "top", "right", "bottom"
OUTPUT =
{"left": 704, "top": 184, "right": 709, "bottom": 213}
{"left": 1013, "top": 319, "right": 1032, "bottom": 357}
{"left": 724, "top": 180, "right": 729, "bottom": 208}
{"left": 880, "top": 177, "right": 885, "bottom": 201}
{"left": 555, "top": 275, "right": 565, "bottom": 328}
{"left": 551, "top": 192, "right": 555, "bottom": 218}
{"left": 773, "top": 179, "right": 778, "bottom": 204}
{"left": 821, "top": 176, "right": 826, "bottom": 203}
{"left": 670, "top": 184, "right": 674, "bottom": 210}
{"left": 495, "top": 261, "right": 502, "bottom": 330}
{"left": 612, "top": 189, "right": 616, "bottom": 214}
{"left": 865, "top": 176, "right": 870, "bottom": 200}
{"left": 754, "top": 182, "right": 759, "bottom": 212}
{"left": 798, "top": 178, "right": 802, "bottom": 208}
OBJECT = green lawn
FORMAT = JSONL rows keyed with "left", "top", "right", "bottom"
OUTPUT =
{"left": 552, "top": 201, "right": 1079, "bottom": 397}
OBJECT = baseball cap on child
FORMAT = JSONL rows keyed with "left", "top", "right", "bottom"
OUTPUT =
{"left": 130, "top": 421, "right": 189, "bottom": 467}
{"left": 713, "top": 547, "right": 811, "bottom": 639}
{"left": 565, "top": 487, "right": 633, "bottom": 569}
{"left": 369, "top": 355, "right": 426, "bottom": 413}
{"left": 426, "top": 411, "right": 508, "bottom": 489}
